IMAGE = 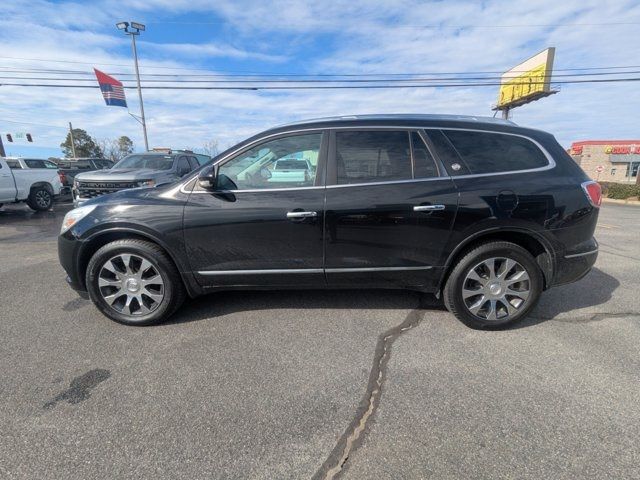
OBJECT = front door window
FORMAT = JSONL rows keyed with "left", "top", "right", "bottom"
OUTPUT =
{"left": 217, "top": 133, "right": 322, "bottom": 190}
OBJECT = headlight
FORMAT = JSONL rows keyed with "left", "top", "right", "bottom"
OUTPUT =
{"left": 138, "top": 179, "right": 155, "bottom": 187}
{"left": 61, "top": 205, "right": 96, "bottom": 234}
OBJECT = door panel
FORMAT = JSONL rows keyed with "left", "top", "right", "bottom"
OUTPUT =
{"left": 0, "top": 162, "right": 15, "bottom": 201}
{"left": 183, "top": 130, "right": 328, "bottom": 289}
{"left": 184, "top": 188, "right": 326, "bottom": 288}
{"left": 324, "top": 180, "right": 458, "bottom": 289}
{"left": 324, "top": 129, "right": 458, "bottom": 290}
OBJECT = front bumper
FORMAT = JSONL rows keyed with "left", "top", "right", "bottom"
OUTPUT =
{"left": 58, "top": 233, "right": 88, "bottom": 297}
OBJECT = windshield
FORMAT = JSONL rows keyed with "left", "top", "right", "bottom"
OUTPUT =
{"left": 113, "top": 154, "right": 174, "bottom": 170}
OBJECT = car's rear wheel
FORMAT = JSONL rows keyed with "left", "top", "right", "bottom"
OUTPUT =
{"left": 27, "top": 186, "right": 53, "bottom": 211}
{"left": 443, "top": 241, "right": 543, "bottom": 329}
{"left": 85, "top": 239, "right": 185, "bottom": 326}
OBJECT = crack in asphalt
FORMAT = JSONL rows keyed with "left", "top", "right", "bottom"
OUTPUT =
{"left": 531, "top": 311, "right": 640, "bottom": 324}
{"left": 313, "top": 303, "right": 428, "bottom": 480}
{"left": 314, "top": 305, "right": 639, "bottom": 479}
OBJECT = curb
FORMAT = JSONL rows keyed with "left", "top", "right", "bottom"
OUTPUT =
{"left": 602, "top": 198, "right": 640, "bottom": 206}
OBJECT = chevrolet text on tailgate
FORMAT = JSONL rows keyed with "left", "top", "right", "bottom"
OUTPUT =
{"left": 58, "top": 114, "right": 601, "bottom": 328}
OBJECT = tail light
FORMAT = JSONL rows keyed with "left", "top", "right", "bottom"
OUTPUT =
{"left": 58, "top": 171, "right": 67, "bottom": 184}
{"left": 581, "top": 180, "right": 602, "bottom": 207}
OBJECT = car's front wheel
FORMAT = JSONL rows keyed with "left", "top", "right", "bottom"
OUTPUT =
{"left": 85, "top": 239, "right": 185, "bottom": 326}
{"left": 443, "top": 241, "right": 543, "bottom": 329}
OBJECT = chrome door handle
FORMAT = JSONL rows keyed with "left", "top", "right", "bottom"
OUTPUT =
{"left": 286, "top": 211, "right": 318, "bottom": 219}
{"left": 413, "top": 204, "right": 445, "bottom": 212}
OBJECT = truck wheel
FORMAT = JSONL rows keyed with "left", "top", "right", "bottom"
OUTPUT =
{"left": 85, "top": 239, "right": 186, "bottom": 326}
{"left": 27, "top": 186, "right": 53, "bottom": 211}
{"left": 443, "top": 241, "right": 543, "bottom": 329}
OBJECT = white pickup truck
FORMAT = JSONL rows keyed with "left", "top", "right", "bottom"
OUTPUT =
{"left": 0, "top": 157, "right": 63, "bottom": 211}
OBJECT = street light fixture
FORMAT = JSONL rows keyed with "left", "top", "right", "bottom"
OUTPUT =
{"left": 116, "top": 20, "right": 149, "bottom": 150}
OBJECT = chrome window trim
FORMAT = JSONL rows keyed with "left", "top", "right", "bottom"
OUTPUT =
{"left": 197, "top": 265, "right": 432, "bottom": 275}
{"left": 326, "top": 176, "right": 450, "bottom": 189}
{"left": 182, "top": 124, "right": 555, "bottom": 194}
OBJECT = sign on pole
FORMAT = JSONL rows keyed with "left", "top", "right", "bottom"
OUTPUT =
{"left": 493, "top": 48, "right": 558, "bottom": 117}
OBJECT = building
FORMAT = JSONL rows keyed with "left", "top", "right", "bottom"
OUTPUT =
{"left": 569, "top": 140, "right": 640, "bottom": 183}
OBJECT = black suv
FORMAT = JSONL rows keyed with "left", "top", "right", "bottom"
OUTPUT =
{"left": 58, "top": 115, "right": 600, "bottom": 328}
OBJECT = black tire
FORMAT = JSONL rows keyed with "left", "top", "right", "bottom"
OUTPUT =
{"left": 27, "top": 186, "right": 53, "bottom": 211}
{"left": 443, "top": 241, "right": 543, "bottom": 329}
{"left": 85, "top": 239, "right": 186, "bottom": 326}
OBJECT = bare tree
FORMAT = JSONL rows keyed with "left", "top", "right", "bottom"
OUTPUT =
{"left": 97, "top": 136, "right": 135, "bottom": 162}
{"left": 202, "top": 139, "right": 220, "bottom": 157}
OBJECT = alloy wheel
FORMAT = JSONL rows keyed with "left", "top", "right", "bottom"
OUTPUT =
{"left": 461, "top": 257, "right": 531, "bottom": 321}
{"left": 35, "top": 190, "right": 51, "bottom": 208}
{"left": 97, "top": 253, "right": 165, "bottom": 316}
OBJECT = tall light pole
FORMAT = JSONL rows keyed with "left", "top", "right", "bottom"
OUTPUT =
{"left": 116, "top": 21, "right": 149, "bottom": 151}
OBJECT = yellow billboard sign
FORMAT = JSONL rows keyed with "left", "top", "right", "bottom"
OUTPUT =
{"left": 497, "top": 48, "right": 555, "bottom": 109}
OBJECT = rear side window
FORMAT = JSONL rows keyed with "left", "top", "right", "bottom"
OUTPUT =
{"left": 187, "top": 156, "right": 200, "bottom": 170}
{"left": 6, "top": 160, "right": 21, "bottom": 169}
{"left": 25, "top": 159, "right": 45, "bottom": 168}
{"left": 442, "top": 130, "right": 548, "bottom": 175}
{"left": 336, "top": 131, "right": 411, "bottom": 184}
{"left": 177, "top": 156, "right": 192, "bottom": 176}
{"left": 94, "top": 160, "right": 113, "bottom": 169}
{"left": 411, "top": 132, "right": 438, "bottom": 178}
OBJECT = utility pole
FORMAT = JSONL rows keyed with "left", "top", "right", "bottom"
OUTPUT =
{"left": 0, "top": 134, "right": 5, "bottom": 157}
{"left": 116, "top": 21, "right": 149, "bottom": 151}
{"left": 68, "top": 122, "right": 77, "bottom": 158}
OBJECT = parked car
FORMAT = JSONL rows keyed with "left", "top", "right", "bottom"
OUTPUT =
{"left": 58, "top": 114, "right": 600, "bottom": 328}
{"left": 55, "top": 158, "right": 114, "bottom": 193}
{"left": 0, "top": 157, "right": 63, "bottom": 210}
{"left": 269, "top": 158, "right": 314, "bottom": 184}
{"left": 72, "top": 149, "right": 210, "bottom": 206}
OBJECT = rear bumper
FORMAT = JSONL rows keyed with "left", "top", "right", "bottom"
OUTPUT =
{"left": 551, "top": 237, "right": 598, "bottom": 286}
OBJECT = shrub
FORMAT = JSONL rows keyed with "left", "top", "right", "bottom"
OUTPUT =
{"left": 599, "top": 182, "right": 640, "bottom": 200}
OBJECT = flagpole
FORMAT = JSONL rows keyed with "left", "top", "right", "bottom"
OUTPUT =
{"left": 117, "top": 21, "right": 149, "bottom": 151}
{"left": 130, "top": 33, "right": 149, "bottom": 151}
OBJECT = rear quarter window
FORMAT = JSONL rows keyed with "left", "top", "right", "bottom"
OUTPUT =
{"left": 442, "top": 130, "right": 549, "bottom": 175}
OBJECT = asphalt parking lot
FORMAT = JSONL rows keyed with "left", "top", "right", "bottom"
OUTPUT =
{"left": 0, "top": 201, "right": 639, "bottom": 479}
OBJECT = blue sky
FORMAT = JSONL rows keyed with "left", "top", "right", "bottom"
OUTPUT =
{"left": 1, "top": 0, "right": 639, "bottom": 158}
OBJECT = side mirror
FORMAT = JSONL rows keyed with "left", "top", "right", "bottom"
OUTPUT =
{"left": 198, "top": 165, "right": 217, "bottom": 189}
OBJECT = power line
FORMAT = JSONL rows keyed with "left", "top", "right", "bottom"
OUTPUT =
{"left": 2, "top": 66, "right": 640, "bottom": 81}
{"left": 2, "top": 56, "right": 640, "bottom": 76}
{"left": 2, "top": 70, "right": 640, "bottom": 84}
{"left": 145, "top": 20, "right": 640, "bottom": 28}
{"left": 1, "top": 118, "right": 66, "bottom": 128}
{"left": 1, "top": 77, "right": 639, "bottom": 89}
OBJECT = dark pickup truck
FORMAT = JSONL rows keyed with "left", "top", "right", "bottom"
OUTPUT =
{"left": 55, "top": 158, "right": 114, "bottom": 193}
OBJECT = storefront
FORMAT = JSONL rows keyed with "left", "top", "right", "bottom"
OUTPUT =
{"left": 569, "top": 140, "right": 640, "bottom": 183}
